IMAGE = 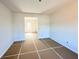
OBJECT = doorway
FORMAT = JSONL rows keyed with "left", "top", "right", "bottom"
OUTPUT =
{"left": 24, "top": 17, "right": 38, "bottom": 39}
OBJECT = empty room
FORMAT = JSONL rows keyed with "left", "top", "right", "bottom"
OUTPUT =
{"left": 0, "top": 0, "right": 78, "bottom": 59}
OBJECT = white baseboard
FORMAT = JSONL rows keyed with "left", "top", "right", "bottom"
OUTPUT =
{"left": 0, "top": 40, "right": 14, "bottom": 58}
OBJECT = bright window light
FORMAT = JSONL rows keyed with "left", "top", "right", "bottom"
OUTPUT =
{"left": 24, "top": 17, "right": 38, "bottom": 20}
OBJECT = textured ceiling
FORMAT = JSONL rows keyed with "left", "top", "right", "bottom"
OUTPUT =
{"left": 0, "top": 0, "right": 75, "bottom": 14}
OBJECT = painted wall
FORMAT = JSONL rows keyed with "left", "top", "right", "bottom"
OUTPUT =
{"left": 50, "top": 1, "right": 78, "bottom": 53}
{"left": 0, "top": 2, "right": 13, "bottom": 58}
{"left": 13, "top": 13, "right": 50, "bottom": 41}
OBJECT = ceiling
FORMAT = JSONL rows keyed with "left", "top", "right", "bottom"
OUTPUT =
{"left": 0, "top": 0, "right": 75, "bottom": 14}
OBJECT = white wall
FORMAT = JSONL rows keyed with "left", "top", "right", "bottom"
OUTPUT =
{"left": 0, "top": 2, "right": 13, "bottom": 58}
{"left": 13, "top": 13, "right": 50, "bottom": 41}
{"left": 50, "top": 1, "right": 78, "bottom": 53}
